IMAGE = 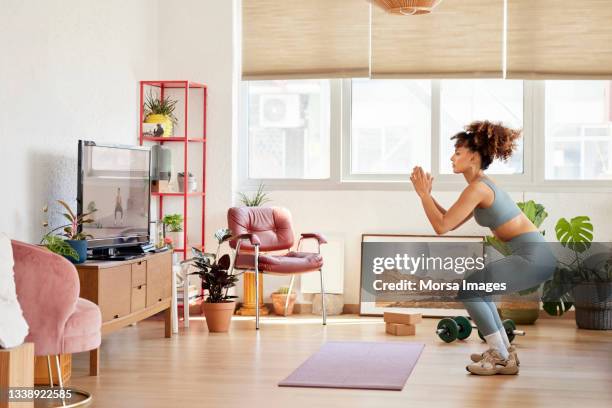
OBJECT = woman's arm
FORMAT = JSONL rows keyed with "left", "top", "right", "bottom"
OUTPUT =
{"left": 411, "top": 167, "right": 481, "bottom": 235}
{"left": 420, "top": 188, "right": 481, "bottom": 234}
{"left": 452, "top": 210, "right": 474, "bottom": 231}
{"left": 431, "top": 196, "right": 447, "bottom": 214}
{"left": 431, "top": 196, "right": 473, "bottom": 230}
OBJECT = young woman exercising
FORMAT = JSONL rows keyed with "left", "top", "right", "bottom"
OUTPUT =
{"left": 410, "top": 120, "right": 557, "bottom": 375}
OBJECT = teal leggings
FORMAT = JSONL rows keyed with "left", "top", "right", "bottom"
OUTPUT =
{"left": 463, "top": 300, "right": 504, "bottom": 336}
{"left": 458, "top": 232, "right": 557, "bottom": 336}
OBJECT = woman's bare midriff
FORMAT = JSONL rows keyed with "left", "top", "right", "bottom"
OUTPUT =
{"left": 491, "top": 213, "right": 538, "bottom": 242}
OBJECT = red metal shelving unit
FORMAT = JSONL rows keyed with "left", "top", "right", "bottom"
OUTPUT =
{"left": 139, "top": 80, "right": 207, "bottom": 260}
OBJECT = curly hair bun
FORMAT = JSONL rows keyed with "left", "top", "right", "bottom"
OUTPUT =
{"left": 452, "top": 120, "right": 522, "bottom": 169}
{"left": 465, "top": 120, "right": 521, "bottom": 162}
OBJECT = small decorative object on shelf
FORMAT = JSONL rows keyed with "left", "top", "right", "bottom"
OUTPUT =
{"left": 151, "top": 144, "right": 172, "bottom": 193}
{"left": 150, "top": 220, "right": 166, "bottom": 249}
{"left": 143, "top": 90, "right": 178, "bottom": 138}
{"left": 139, "top": 80, "right": 207, "bottom": 260}
{"left": 178, "top": 172, "right": 197, "bottom": 192}
{"left": 162, "top": 213, "right": 184, "bottom": 250}
{"left": 41, "top": 200, "right": 96, "bottom": 264}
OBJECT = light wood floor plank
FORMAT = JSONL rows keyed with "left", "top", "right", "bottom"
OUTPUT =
{"left": 69, "top": 315, "right": 612, "bottom": 408}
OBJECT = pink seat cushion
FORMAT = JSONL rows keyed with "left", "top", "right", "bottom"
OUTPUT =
{"left": 62, "top": 298, "right": 101, "bottom": 355}
{"left": 235, "top": 251, "right": 323, "bottom": 273}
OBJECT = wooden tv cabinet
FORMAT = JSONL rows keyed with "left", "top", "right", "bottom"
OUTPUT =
{"left": 75, "top": 250, "right": 173, "bottom": 376}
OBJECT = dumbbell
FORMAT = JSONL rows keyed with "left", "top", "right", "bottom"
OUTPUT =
{"left": 436, "top": 316, "right": 473, "bottom": 343}
{"left": 477, "top": 319, "right": 526, "bottom": 343}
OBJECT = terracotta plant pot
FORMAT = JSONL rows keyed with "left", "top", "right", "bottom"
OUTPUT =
{"left": 271, "top": 293, "right": 297, "bottom": 316}
{"left": 201, "top": 301, "right": 236, "bottom": 332}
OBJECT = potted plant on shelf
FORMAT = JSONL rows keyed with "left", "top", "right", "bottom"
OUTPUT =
{"left": 238, "top": 182, "right": 271, "bottom": 207}
{"left": 189, "top": 228, "right": 240, "bottom": 332}
{"left": 41, "top": 200, "right": 96, "bottom": 264}
{"left": 162, "top": 214, "right": 184, "bottom": 250}
{"left": 143, "top": 90, "right": 178, "bottom": 138}
{"left": 485, "top": 200, "right": 548, "bottom": 324}
{"left": 543, "top": 216, "right": 612, "bottom": 330}
{"left": 271, "top": 286, "right": 297, "bottom": 316}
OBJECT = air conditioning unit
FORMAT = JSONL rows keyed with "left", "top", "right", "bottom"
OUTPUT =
{"left": 259, "top": 94, "right": 302, "bottom": 128}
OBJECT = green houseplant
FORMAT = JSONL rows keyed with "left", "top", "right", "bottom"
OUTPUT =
{"left": 189, "top": 228, "right": 240, "bottom": 332}
{"left": 41, "top": 200, "right": 96, "bottom": 264}
{"left": 271, "top": 286, "right": 297, "bottom": 316}
{"left": 238, "top": 182, "right": 271, "bottom": 207}
{"left": 485, "top": 200, "right": 548, "bottom": 324}
{"left": 162, "top": 214, "right": 184, "bottom": 250}
{"left": 543, "top": 216, "right": 612, "bottom": 329}
{"left": 143, "top": 91, "right": 178, "bottom": 138}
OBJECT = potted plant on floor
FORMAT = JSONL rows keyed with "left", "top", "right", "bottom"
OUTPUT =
{"left": 41, "top": 200, "right": 96, "bottom": 264}
{"left": 271, "top": 286, "right": 297, "bottom": 316}
{"left": 143, "top": 90, "right": 178, "bottom": 138}
{"left": 485, "top": 200, "right": 548, "bottom": 324}
{"left": 190, "top": 228, "right": 241, "bottom": 332}
{"left": 162, "top": 213, "right": 184, "bottom": 250}
{"left": 543, "top": 216, "right": 612, "bottom": 330}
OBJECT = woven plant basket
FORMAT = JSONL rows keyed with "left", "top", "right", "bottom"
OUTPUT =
{"left": 372, "top": 0, "right": 443, "bottom": 15}
{"left": 573, "top": 282, "right": 612, "bottom": 330}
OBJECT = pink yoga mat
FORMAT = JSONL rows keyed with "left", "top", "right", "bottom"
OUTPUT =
{"left": 278, "top": 341, "right": 424, "bottom": 391}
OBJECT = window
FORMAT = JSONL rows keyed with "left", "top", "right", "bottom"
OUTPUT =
{"left": 439, "top": 80, "right": 524, "bottom": 175}
{"left": 240, "top": 78, "right": 609, "bottom": 190}
{"left": 246, "top": 80, "right": 330, "bottom": 179}
{"left": 350, "top": 79, "right": 431, "bottom": 174}
{"left": 545, "top": 81, "right": 612, "bottom": 180}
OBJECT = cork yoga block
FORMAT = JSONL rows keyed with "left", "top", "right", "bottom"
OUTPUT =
{"left": 383, "top": 312, "right": 422, "bottom": 325}
{"left": 385, "top": 323, "right": 416, "bottom": 336}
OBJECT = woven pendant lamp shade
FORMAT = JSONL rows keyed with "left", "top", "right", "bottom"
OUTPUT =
{"left": 371, "top": 0, "right": 443, "bottom": 15}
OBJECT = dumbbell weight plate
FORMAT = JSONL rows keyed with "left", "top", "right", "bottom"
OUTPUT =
{"left": 453, "top": 316, "right": 472, "bottom": 340}
{"left": 503, "top": 319, "right": 517, "bottom": 343}
{"left": 437, "top": 318, "right": 459, "bottom": 343}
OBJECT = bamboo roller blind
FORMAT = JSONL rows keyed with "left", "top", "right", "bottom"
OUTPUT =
{"left": 506, "top": 0, "right": 612, "bottom": 79}
{"left": 241, "top": 0, "right": 370, "bottom": 79}
{"left": 242, "top": 0, "right": 612, "bottom": 79}
{"left": 371, "top": 0, "right": 504, "bottom": 78}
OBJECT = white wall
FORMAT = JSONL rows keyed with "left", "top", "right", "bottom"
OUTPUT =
{"left": 157, "top": 0, "right": 236, "bottom": 250}
{"left": 0, "top": 0, "right": 159, "bottom": 241}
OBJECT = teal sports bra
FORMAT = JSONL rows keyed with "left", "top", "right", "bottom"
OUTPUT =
{"left": 473, "top": 177, "right": 521, "bottom": 230}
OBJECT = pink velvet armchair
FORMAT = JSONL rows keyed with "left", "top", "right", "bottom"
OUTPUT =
{"left": 12, "top": 240, "right": 101, "bottom": 391}
{"left": 228, "top": 207, "right": 328, "bottom": 329}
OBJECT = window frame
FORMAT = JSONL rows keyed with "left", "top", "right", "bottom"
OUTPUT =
{"left": 238, "top": 79, "right": 612, "bottom": 192}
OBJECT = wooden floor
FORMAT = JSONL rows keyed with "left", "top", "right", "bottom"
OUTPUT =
{"left": 71, "top": 314, "right": 612, "bottom": 408}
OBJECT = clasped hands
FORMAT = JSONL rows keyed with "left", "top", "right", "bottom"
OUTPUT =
{"left": 410, "top": 166, "right": 433, "bottom": 199}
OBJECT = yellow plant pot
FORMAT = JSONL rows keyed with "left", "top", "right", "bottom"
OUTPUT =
{"left": 144, "top": 114, "right": 174, "bottom": 137}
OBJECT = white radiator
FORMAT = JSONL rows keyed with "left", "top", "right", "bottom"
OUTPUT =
{"left": 300, "top": 237, "right": 344, "bottom": 294}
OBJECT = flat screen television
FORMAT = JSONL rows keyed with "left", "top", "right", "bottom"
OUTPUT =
{"left": 77, "top": 140, "right": 151, "bottom": 254}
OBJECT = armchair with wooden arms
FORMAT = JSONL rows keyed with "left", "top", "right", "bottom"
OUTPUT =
{"left": 227, "top": 206, "right": 328, "bottom": 330}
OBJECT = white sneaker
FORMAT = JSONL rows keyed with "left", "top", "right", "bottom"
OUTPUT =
{"left": 470, "top": 346, "right": 520, "bottom": 365}
{"left": 466, "top": 349, "right": 519, "bottom": 375}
